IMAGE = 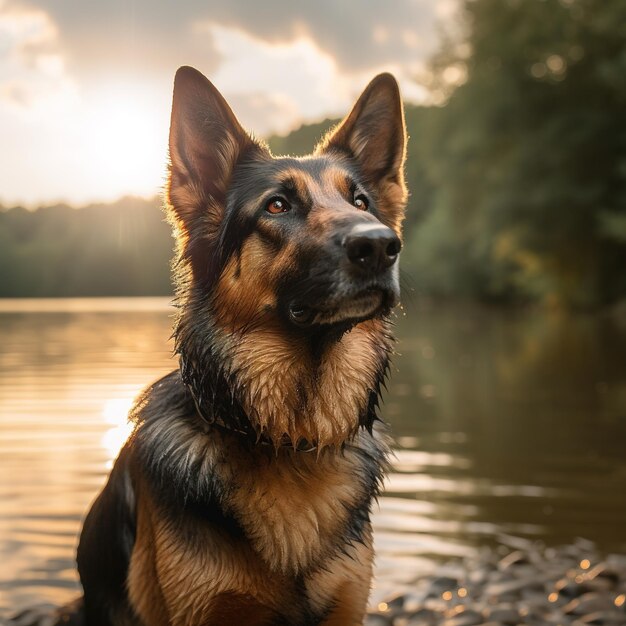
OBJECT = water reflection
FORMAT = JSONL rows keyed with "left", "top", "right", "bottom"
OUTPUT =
{"left": 0, "top": 300, "right": 175, "bottom": 613}
{"left": 101, "top": 398, "right": 137, "bottom": 465}
{"left": 1, "top": 298, "right": 626, "bottom": 615}
{"left": 382, "top": 303, "right": 626, "bottom": 568}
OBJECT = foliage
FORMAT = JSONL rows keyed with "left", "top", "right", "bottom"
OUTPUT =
{"left": 267, "top": 119, "right": 336, "bottom": 156}
{"left": 406, "top": 0, "right": 626, "bottom": 308}
{"left": 0, "top": 197, "right": 172, "bottom": 297}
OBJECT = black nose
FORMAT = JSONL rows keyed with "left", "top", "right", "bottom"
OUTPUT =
{"left": 344, "top": 224, "right": 402, "bottom": 274}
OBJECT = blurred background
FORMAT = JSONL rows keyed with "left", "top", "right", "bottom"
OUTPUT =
{"left": 1, "top": 0, "right": 626, "bottom": 617}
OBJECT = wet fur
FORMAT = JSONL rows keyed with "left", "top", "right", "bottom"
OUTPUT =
{"left": 18, "top": 67, "right": 407, "bottom": 626}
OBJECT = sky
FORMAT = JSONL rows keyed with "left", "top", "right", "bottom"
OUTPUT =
{"left": 0, "top": 0, "right": 456, "bottom": 206}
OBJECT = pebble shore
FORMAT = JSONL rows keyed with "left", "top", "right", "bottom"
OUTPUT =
{"left": 366, "top": 538, "right": 626, "bottom": 626}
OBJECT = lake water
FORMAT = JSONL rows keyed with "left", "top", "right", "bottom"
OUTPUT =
{"left": 1, "top": 297, "right": 626, "bottom": 617}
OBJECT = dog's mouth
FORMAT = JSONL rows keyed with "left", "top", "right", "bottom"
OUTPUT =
{"left": 289, "top": 288, "right": 394, "bottom": 328}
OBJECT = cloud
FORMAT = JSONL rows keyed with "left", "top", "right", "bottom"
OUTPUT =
{"left": 204, "top": 23, "right": 429, "bottom": 136}
{"left": 0, "top": 0, "right": 169, "bottom": 207}
{"left": 0, "top": 0, "right": 452, "bottom": 205}
{"left": 4, "top": 0, "right": 221, "bottom": 82}
{"left": 202, "top": 0, "right": 441, "bottom": 71}
{"left": 203, "top": 24, "right": 346, "bottom": 135}
{"left": 0, "top": 1, "right": 76, "bottom": 110}
{"left": 6, "top": 0, "right": 446, "bottom": 78}
{"left": 3, "top": 0, "right": 448, "bottom": 114}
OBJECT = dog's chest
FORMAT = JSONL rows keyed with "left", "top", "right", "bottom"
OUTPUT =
{"left": 221, "top": 445, "right": 371, "bottom": 572}
{"left": 129, "top": 446, "right": 376, "bottom": 625}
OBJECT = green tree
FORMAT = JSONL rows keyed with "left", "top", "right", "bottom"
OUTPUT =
{"left": 0, "top": 197, "right": 173, "bottom": 297}
{"left": 407, "top": 0, "right": 626, "bottom": 308}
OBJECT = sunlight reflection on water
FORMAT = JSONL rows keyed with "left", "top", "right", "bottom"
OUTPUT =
{"left": 101, "top": 397, "right": 138, "bottom": 466}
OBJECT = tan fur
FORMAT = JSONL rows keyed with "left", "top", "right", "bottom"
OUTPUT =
{"left": 130, "top": 500, "right": 288, "bottom": 624}
{"left": 205, "top": 318, "right": 389, "bottom": 448}
{"left": 224, "top": 436, "right": 372, "bottom": 571}
{"left": 315, "top": 75, "right": 407, "bottom": 234}
{"left": 126, "top": 425, "right": 384, "bottom": 625}
{"left": 127, "top": 481, "right": 170, "bottom": 626}
{"left": 272, "top": 167, "right": 318, "bottom": 198}
{"left": 307, "top": 530, "right": 375, "bottom": 625}
{"left": 212, "top": 233, "right": 283, "bottom": 327}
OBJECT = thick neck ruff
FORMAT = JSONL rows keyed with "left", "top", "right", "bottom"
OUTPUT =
{"left": 187, "top": 386, "right": 319, "bottom": 452}
{"left": 175, "top": 306, "right": 393, "bottom": 451}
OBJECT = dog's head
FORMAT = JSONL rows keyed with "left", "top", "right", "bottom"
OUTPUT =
{"left": 167, "top": 66, "right": 407, "bottom": 335}
{"left": 166, "top": 66, "right": 407, "bottom": 447}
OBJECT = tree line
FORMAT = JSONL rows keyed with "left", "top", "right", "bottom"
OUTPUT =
{"left": 0, "top": 197, "right": 172, "bottom": 297}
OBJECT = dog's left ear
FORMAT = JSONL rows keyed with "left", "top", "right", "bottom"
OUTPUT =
{"left": 317, "top": 73, "right": 407, "bottom": 232}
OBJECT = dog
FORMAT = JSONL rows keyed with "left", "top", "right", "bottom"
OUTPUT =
{"left": 13, "top": 65, "right": 407, "bottom": 626}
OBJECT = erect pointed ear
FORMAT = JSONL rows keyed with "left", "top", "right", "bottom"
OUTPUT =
{"left": 167, "top": 66, "right": 263, "bottom": 237}
{"left": 317, "top": 73, "right": 407, "bottom": 232}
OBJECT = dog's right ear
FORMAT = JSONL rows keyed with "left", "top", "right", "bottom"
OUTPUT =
{"left": 167, "top": 66, "right": 261, "bottom": 236}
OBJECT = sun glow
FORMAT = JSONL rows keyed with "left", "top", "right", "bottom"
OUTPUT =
{"left": 0, "top": 76, "right": 170, "bottom": 206}
{"left": 83, "top": 84, "right": 169, "bottom": 201}
{"left": 101, "top": 396, "right": 136, "bottom": 465}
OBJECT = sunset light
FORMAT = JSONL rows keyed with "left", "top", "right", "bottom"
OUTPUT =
{"left": 0, "top": 1, "right": 447, "bottom": 206}
{"left": 101, "top": 396, "right": 136, "bottom": 463}
{"left": 84, "top": 85, "right": 169, "bottom": 201}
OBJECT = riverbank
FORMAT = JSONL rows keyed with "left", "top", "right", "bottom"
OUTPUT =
{"left": 367, "top": 538, "right": 626, "bottom": 626}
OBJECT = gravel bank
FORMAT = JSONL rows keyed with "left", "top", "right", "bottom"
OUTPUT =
{"left": 367, "top": 539, "right": 626, "bottom": 626}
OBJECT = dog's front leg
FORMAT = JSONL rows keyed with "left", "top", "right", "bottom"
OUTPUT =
{"left": 307, "top": 528, "right": 374, "bottom": 626}
{"left": 318, "top": 579, "right": 372, "bottom": 626}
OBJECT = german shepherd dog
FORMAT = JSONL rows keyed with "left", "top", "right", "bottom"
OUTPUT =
{"left": 14, "top": 66, "right": 407, "bottom": 626}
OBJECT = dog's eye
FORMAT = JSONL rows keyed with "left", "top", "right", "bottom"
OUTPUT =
{"left": 266, "top": 198, "right": 291, "bottom": 214}
{"left": 353, "top": 195, "right": 369, "bottom": 211}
